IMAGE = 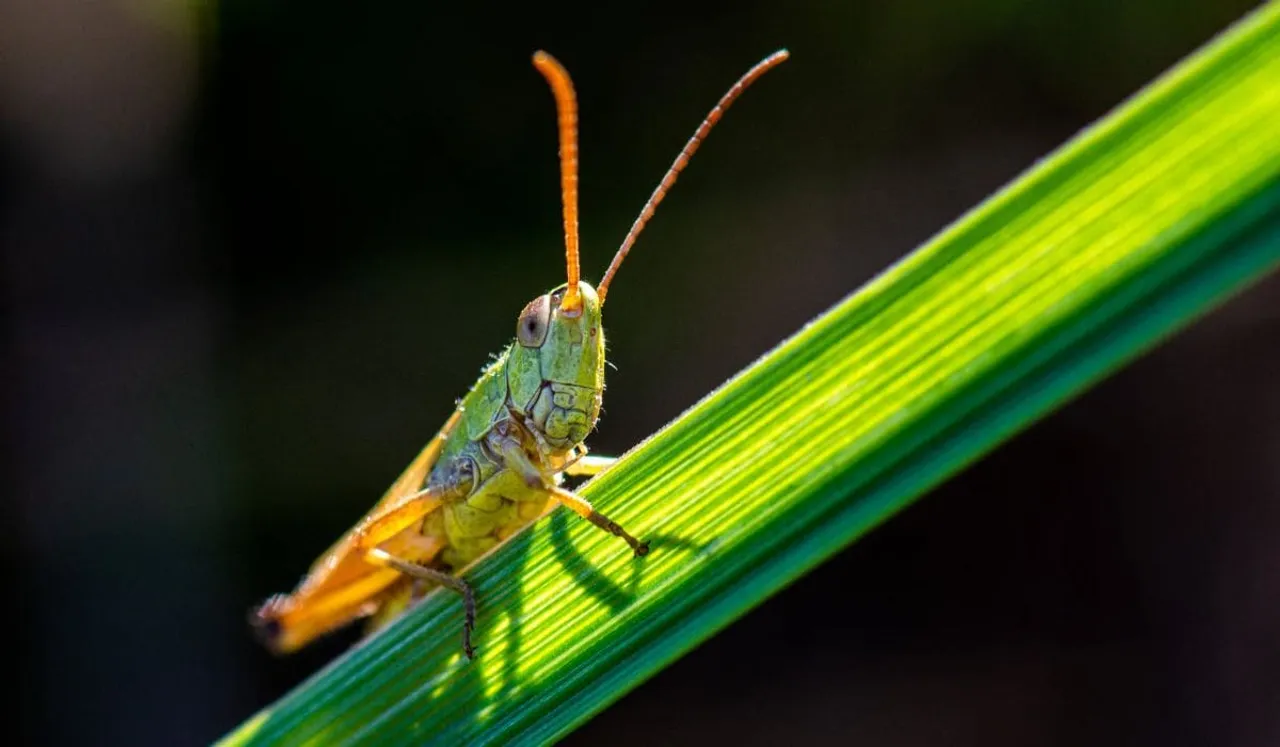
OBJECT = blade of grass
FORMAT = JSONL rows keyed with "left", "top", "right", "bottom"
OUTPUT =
{"left": 220, "top": 4, "right": 1280, "bottom": 745}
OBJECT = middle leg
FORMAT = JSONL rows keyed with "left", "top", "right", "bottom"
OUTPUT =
{"left": 365, "top": 547, "right": 477, "bottom": 658}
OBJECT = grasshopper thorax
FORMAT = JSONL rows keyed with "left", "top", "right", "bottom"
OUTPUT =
{"left": 507, "top": 281, "right": 605, "bottom": 454}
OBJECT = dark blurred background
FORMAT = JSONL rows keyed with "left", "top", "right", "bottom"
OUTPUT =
{"left": 3, "top": 1, "right": 1277, "bottom": 745}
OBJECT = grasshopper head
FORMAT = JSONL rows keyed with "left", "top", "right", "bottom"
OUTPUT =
{"left": 507, "top": 280, "right": 604, "bottom": 452}
{"left": 516, "top": 281, "right": 604, "bottom": 386}
{"left": 519, "top": 48, "right": 788, "bottom": 452}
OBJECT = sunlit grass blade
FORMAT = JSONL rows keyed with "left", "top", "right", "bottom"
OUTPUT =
{"left": 219, "top": 4, "right": 1280, "bottom": 745}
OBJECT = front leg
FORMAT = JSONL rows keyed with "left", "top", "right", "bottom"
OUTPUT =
{"left": 562, "top": 454, "right": 617, "bottom": 477}
{"left": 549, "top": 485, "right": 649, "bottom": 557}
{"left": 495, "top": 438, "right": 646, "bottom": 557}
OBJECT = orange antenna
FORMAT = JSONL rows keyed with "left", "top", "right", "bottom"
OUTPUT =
{"left": 597, "top": 49, "right": 790, "bottom": 305}
{"left": 532, "top": 51, "right": 583, "bottom": 314}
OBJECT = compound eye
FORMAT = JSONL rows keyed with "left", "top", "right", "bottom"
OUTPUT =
{"left": 516, "top": 294, "right": 552, "bottom": 348}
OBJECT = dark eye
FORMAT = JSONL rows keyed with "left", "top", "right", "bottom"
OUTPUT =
{"left": 516, "top": 295, "right": 551, "bottom": 348}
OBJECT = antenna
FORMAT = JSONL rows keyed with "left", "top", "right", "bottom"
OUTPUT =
{"left": 597, "top": 49, "right": 790, "bottom": 304}
{"left": 532, "top": 51, "right": 583, "bottom": 313}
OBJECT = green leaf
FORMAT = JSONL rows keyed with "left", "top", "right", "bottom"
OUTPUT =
{"left": 219, "top": 4, "right": 1280, "bottom": 745}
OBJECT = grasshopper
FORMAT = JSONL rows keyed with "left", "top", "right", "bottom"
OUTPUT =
{"left": 252, "top": 49, "right": 789, "bottom": 659}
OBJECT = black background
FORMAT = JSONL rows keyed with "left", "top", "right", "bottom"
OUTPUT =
{"left": 3, "top": 1, "right": 1277, "bottom": 744}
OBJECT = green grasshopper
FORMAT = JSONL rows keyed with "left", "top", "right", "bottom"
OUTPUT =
{"left": 252, "top": 49, "right": 789, "bottom": 659}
